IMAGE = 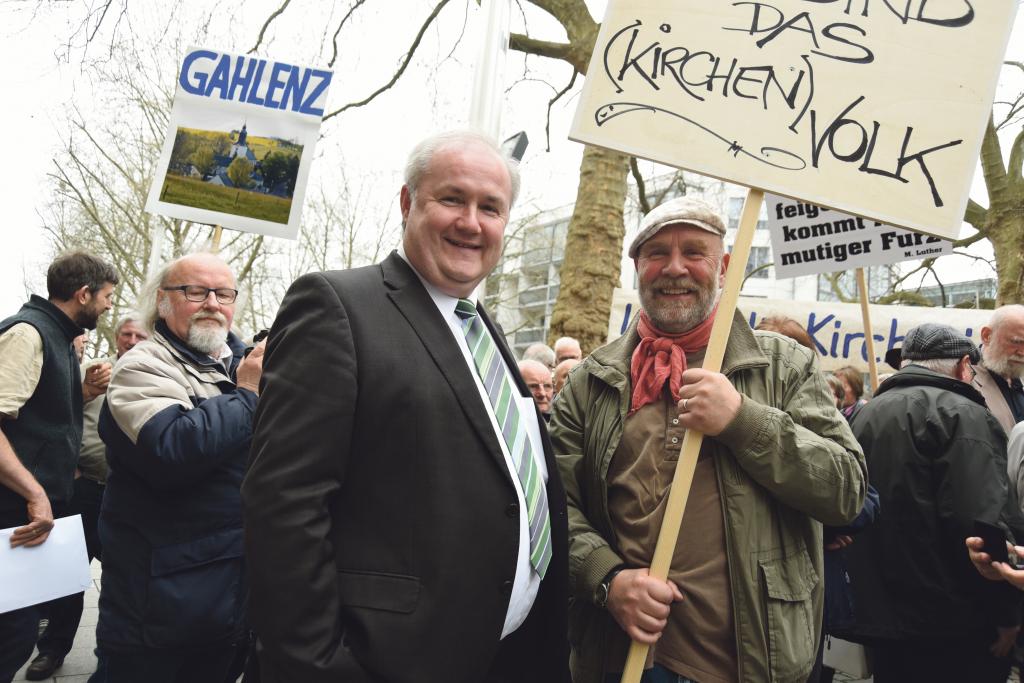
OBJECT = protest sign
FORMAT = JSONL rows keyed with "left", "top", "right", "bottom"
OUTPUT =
{"left": 766, "top": 193, "right": 954, "bottom": 278}
{"left": 145, "top": 47, "right": 332, "bottom": 239}
{"left": 607, "top": 287, "right": 990, "bottom": 374}
{"left": 570, "top": 1, "right": 1017, "bottom": 239}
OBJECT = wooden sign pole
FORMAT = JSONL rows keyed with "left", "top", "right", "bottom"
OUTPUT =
{"left": 855, "top": 268, "right": 879, "bottom": 393}
{"left": 211, "top": 225, "right": 223, "bottom": 252}
{"left": 620, "top": 187, "right": 763, "bottom": 683}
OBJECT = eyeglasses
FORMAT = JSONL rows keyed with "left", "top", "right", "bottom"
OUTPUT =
{"left": 161, "top": 285, "right": 238, "bottom": 304}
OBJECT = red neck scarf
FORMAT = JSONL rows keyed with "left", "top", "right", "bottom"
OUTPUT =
{"left": 629, "top": 305, "right": 718, "bottom": 415}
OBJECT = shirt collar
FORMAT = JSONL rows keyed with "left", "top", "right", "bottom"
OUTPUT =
{"left": 395, "top": 245, "right": 478, "bottom": 318}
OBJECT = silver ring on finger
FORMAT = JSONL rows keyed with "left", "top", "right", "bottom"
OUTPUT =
{"left": 682, "top": 398, "right": 689, "bottom": 412}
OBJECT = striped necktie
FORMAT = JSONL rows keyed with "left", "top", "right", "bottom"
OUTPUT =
{"left": 455, "top": 298, "right": 552, "bottom": 578}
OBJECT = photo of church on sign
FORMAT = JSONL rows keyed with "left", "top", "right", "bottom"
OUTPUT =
{"left": 158, "top": 122, "right": 303, "bottom": 225}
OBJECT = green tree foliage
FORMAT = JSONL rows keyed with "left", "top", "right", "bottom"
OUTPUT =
{"left": 190, "top": 146, "right": 216, "bottom": 177}
{"left": 227, "top": 156, "right": 254, "bottom": 189}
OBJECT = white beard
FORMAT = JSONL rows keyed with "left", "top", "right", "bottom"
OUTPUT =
{"left": 188, "top": 321, "right": 229, "bottom": 355}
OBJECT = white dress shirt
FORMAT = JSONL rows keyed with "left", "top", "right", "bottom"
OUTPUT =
{"left": 397, "top": 248, "right": 547, "bottom": 638}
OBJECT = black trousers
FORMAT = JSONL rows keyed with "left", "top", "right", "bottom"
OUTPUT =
{"left": 36, "top": 477, "right": 105, "bottom": 657}
{"left": 870, "top": 633, "right": 1012, "bottom": 683}
{"left": 87, "top": 644, "right": 238, "bottom": 683}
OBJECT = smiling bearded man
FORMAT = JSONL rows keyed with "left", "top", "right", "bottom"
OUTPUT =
{"left": 548, "top": 195, "right": 867, "bottom": 683}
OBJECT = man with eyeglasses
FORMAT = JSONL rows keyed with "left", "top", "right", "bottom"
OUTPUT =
{"left": 839, "top": 323, "right": 1021, "bottom": 682}
{"left": 89, "top": 252, "right": 264, "bottom": 683}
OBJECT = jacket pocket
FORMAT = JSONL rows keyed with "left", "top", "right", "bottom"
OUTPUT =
{"left": 760, "top": 552, "right": 819, "bottom": 682}
{"left": 144, "top": 528, "right": 244, "bottom": 648}
{"left": 336, "top": 569, "right": 420, "bottom": 614}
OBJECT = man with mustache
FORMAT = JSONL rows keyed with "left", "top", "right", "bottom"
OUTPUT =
{"left": 0, "top": 250, "right": 118, "bottom": 683}
{"left": 90, "top": 253, "right": 264, "bottom": 683}
{"left": 548, "top": 196, "right": 866, "bottom": 683}
{"left": 973, "top": 305, "right": 1024, "bottom": 435}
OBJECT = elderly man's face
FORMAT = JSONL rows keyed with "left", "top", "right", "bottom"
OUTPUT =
{"left": 400, "top": 143, "right": 511, "bottom": 298}
{"left": 520, "top": 362, "right": 554, "bottom": 414}
{"left": 635, "top": 224, "right": 728, "bottom": 334}
{"left": 115, "top": 320, "right": 149, "bottom": 358}
{"left": 158, "top": 256, "right": 236, "bottom": 356}
{"left": 983, "top": 316, "right": 1024, "bottom": 379}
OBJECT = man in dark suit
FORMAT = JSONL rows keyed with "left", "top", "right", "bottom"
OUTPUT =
{"left": 243, "top": 130, "right": 569, "bottom": 683}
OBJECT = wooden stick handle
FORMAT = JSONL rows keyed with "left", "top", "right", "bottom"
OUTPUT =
{"left": 620, "top": 187, "right": 764, "bottom": 683}
{"left": 855, "top": 268, "right": 879, "bottom": 393}
{"left": 211, "top": 225, "right": 223, "bottom": 252}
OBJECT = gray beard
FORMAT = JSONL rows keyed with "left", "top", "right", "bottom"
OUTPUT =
{"left": 985, "top": 354, "right": 1024, "bottom": 380}
{"left": 188, "top": 324, "right": 228, "bottom": 355}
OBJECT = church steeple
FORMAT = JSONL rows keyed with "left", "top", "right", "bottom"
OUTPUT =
{"left": 237, "top": 122, "right": 248, "bottom": 147}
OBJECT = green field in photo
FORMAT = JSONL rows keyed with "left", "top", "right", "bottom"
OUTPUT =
{"left": 159, "top": 175, "right": 292, "bottom": 224}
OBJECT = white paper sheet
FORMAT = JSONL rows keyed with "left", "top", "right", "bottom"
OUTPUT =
{"left": 0, "top": 514, "right": 92, "bottom": 613}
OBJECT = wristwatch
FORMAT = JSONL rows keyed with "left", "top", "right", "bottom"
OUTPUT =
{"left": 595, "top": 567, "right": 625, "bottom": 608}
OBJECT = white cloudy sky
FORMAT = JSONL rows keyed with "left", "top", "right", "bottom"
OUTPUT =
{"left": 0, "top": 1, "right": 1021, "bottom": 316}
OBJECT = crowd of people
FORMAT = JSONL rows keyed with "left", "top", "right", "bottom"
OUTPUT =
{"left": 1, "top": 129, "right": 1023, "bottom": 683}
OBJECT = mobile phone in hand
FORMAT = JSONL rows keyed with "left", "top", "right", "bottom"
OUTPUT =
{"left": 974, "top": 519, "right": 1011, "bottom": 564}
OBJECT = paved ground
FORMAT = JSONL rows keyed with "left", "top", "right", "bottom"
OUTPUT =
{"left": 11, "top": 564, "right": 1024, "bottom": 682}
{"left": 14, "top": 560, "right": 100, "bottom": 682}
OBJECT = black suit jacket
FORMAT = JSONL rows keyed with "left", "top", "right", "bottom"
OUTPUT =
{"left": 243, "top": 253, "right": 569, "bottom": 683}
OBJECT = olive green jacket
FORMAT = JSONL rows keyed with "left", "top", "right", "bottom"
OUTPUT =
{"left": 548, "top": 312, "right": 867, "bottom": 683}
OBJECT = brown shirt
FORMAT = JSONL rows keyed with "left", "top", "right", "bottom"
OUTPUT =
{"left": 606, "top": 355, "right": 737, "bottom": 683}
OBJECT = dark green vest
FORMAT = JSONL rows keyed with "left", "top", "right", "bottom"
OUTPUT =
{"left": 0, "top": 295, "right": 84, "bottom": 515}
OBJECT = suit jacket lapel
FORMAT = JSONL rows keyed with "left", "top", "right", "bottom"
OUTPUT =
{"left": 381, "top": 253, "right": 513, "bottom": 482}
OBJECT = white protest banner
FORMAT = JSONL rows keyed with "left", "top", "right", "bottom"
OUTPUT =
{"left": 145, "top": 47, "right": 333, "bottom": 239}
{"left": 765, "top": 193, "right": 954, "bottom": 278}
{"left": 607, "top": 287, "right": 990, "bottom": 373}
{"left": 570, "top": 1, "right": 1017, "bottom": 239}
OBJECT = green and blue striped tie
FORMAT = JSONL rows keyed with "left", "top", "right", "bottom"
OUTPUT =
{"left": 455, "top": 298, "right": 552, "bottom": 578}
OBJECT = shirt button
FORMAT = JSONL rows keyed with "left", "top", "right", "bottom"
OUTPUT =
{"left": 671, "top": 436, "right": 679, "bottom": 444}
{"left": 671, "top": 418, "right": 679, "bottom": 425}
{"left": 501, "top": 580, "right": 514, "bottom": 595}
{"left": 506, "top": 503, "right": 519, "bottom": 518}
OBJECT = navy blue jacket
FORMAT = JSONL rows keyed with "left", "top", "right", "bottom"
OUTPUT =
{"left": 96, "top": 322, "right": 256, "bottom": 651}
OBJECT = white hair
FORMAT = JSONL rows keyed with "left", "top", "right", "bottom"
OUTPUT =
{"left": 989, "top": 304, "right": 1024, "bottom": 332}
{"left": 114, "top": 312, "right": 143, "bottom": 335}
{"left": 522, "top": 343, "right": 556, "bottom": 369}
{"left": 902, "top": 357, "right": 958, "bottom": 376}
{"left": 135, "top": 252, "right": 237, "bottom": 333}
{"left": 404, "top": 130, "right": 520, "bottom": 207}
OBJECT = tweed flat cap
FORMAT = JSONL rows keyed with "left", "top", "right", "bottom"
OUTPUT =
{"left": 901, "top": 323, "right": 981, "bottom": 364}
{"left": 628, "top": 196, "right": 726, "bottom": 258}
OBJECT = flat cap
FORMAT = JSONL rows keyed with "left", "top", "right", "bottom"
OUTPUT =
{"left": 628, "top": 196, "right": 726, "bottom": 258}
{"left": 900, "top": 323, "right": 980, "bottom": 364}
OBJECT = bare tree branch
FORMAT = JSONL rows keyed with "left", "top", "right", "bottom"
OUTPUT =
{"left": 964, "top": 198, "right": 988, "bottom": 232}
{"left": 545, "top": 69, "right": 577, "bottom": 151}
{"left": 328, "top": 0, "right": 367, "bottom": 68}
{"left": 510, "top": 33, "right": 575, "bottom": 64}
{"left": 630, "top": 158, "right": 650, "bottom": 215}
{"left": 323, "top": 0, "right": 452, "bottom": 121}
{"left": 248, "top": 0, "right": 293, "bottom": 54}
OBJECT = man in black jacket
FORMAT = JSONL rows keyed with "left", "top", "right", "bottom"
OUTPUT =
{"left": 0, "top": 251, "right": 117, "bottom": 683}
{"left": 841, "top": 323, "right": 1021, "bottom": 682}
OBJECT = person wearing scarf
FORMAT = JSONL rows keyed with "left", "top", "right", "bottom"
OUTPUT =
{"left": 548, "top": 196, "right": 866, "bottom": 683}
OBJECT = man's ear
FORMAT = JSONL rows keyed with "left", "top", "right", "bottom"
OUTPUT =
{"left": 981, "top": 326, "right": 993, "bottom": 345}
{"left": 719, "top": 252, "right": 730, "bottom": 287}
{"left": 400, "top": 185, "right": 412, "bottom": 223}
{"left": 74, "top": 285, "right": 91, "bottom": 306}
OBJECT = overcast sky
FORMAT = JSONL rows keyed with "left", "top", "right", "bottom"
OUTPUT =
{"left": 0, "top": 1, "right": 1021, "bottom": 316}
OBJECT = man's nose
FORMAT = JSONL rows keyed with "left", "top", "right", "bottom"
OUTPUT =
{"left": 454, "top": 204, "right": 483, "bottom": 232}
{"left": 662, "top": 250, "right": 688, "bottom": 276}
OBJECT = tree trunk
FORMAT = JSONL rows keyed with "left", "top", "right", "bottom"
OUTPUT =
{"left": 548, "top": 144, "right": 630, "bottom": 354}
{"left": 989, "top": 206, "right": 1024, "bottom": 304}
